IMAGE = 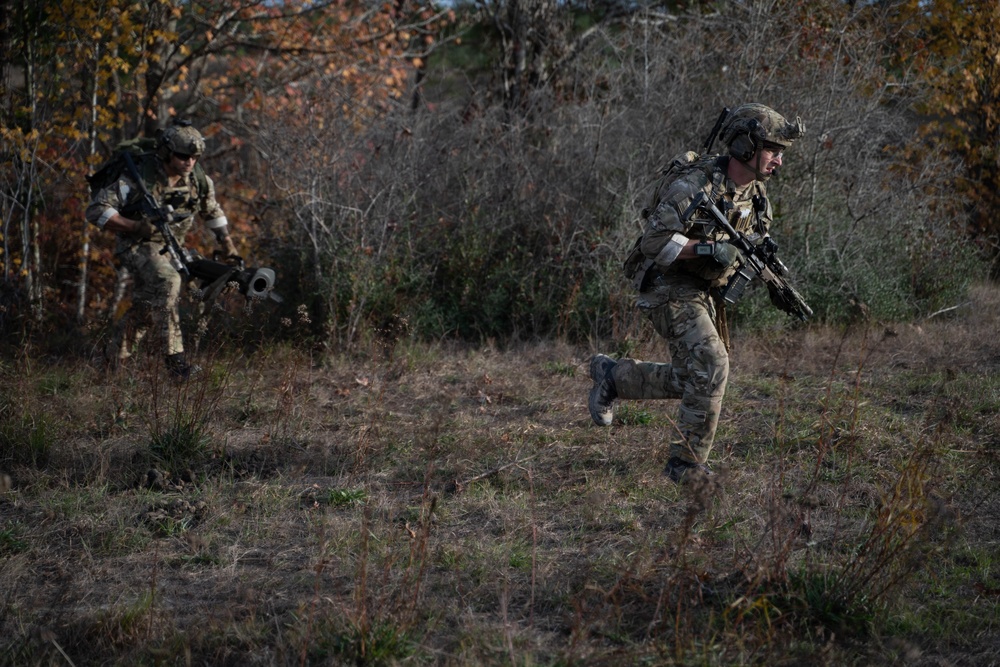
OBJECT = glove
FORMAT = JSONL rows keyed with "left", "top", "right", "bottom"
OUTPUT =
{"left": 221, "top": 236, "right": 240, "bottom": 261}
{"left": 711, "top": 241, "right": 741, "bottom": 268}
{"left": 132, "top": 219, "right": 154, "bottom": 240}
{"left": 768, "top": 283, "right": 790, "bottom": 311}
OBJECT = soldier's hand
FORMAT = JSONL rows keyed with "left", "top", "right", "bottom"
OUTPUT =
{"left": 711, "top": 241, "right": 741, "bottom": 268}
{"left": 132, "top": 219, "right": 154, "bottom": 240}
{"left": 767, "top": 282, "right": 791, "bottom": 311}
{"left": 221, "top": 237, "right": 241, "bottom": 262}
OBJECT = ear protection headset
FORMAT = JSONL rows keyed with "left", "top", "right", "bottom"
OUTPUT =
{"left": 727, "top": 118, "right": 767, "bottom": 162}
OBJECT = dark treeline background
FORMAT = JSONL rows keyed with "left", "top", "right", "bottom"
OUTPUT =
{"left": 1, "top": 0, "right": 996, "bottom": 352}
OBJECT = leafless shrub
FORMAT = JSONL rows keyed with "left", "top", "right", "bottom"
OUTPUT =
{"left": 249, "top": 1, "right": 977, "bottom": 350}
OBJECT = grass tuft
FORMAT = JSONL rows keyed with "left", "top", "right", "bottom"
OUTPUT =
{"left": 149, "top": 416, "right": 212, "bottom": 471}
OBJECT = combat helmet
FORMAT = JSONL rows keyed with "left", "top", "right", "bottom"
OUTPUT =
{"left": 719, "top": 104, "right": 804, "bottom": 162}
{"left": 159, "top": 120, "right": 206, "bottom": 160}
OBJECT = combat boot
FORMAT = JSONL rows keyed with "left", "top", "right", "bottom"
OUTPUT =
{"left": 164, "top": 353, "right": 201, "bottom": 381}
{"left": 588, "top": 354, "right": 617, "bottom": 426}
{"left": 664, "top": 456, "right": 713, "bottom": 483}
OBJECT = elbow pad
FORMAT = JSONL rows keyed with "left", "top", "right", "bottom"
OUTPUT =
{"left": 653, "top": 232, "right": 690, "bottom": 269}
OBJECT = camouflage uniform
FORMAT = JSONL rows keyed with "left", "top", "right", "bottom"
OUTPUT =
{"left": 86, "top": 134, "right": 228, "bottom": 363}
{"left": 614, "top": 157, "right": 769, "bottom": 463}
{"left": 591, "top": 104, "right": 804, "bottom": 470}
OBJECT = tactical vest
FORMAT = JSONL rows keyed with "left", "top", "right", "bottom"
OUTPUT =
{"left": 623, "top": 152, "right": 718, "bottom": 287}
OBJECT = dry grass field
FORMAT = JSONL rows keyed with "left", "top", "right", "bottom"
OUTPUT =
{"left": 2, "top": 285, "right": 999, "bottom": 666}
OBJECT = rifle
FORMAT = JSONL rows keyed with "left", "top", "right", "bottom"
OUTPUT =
{"left": 703, "top": 107, "right": 730, "bottom": 154}
{"left": 692, "top": 191, "right": 813, "bottom": 321}
{"left": 120, "top": 151, "right": 281, "bottom": 302}
{"left": 121, "top": 151, "right": 193, "bottom": 277}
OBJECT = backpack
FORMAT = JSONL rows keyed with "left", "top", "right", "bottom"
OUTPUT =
{"left": 87, "top": 137, "right": 208, "bottom": 198}
{"left": 639, "top": 150, "right": 702, "bottom": 220}
{"left": 623, "top": 150, "right": 714, "bottom": 286}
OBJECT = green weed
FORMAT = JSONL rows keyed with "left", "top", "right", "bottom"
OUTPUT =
{"left": 147, "top": 515, "right": 193, "bottom": 537}
{"left": 306, "top": 619, "right": 416, "bottom": 665}
{"left": 325, "top": 488, "right": 368, "bottom": 507}
{"left": 544, "top": 360, "right": 577, "bottom": 377}
{"left": 787, "top": 570, "right": 877, "bottom": 636}
{"left": 0, "top": 405, "right": 54, "bottom": 467}
{"left": 0, "top": 522, "right": 27, "bottom": 555}
{"left": 149, "top": 416, "right": 211, "bottom": 471}
{"left": 616, "top": 402, "right": 654, "bottom": 425}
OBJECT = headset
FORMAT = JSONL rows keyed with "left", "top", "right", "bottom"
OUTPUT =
{"left": 727, "top": 118, "right": 767, "bottom": 162}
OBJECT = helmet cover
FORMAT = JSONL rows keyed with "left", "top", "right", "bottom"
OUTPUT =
{"left": 160, "top": 123, "right": 206, "bottom": 158}
{"left": 721, "top": 104, "right": 805, "bottom": 160}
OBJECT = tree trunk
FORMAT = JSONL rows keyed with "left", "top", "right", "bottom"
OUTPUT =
{"left": 21, "top": 5, "right": 41, "bottom": 320}
{"left": 78, "top": 43, "right": 102, "bottom": 323}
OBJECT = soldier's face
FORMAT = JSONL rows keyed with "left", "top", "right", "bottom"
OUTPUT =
{"left": 166, "top": 151, "right": 198, "bottom": 177}
{"left": 757, "top": 145, "right": 783, "bottom": 177}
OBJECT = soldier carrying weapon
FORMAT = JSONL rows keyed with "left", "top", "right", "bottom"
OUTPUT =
{"left": 589, "top": 103, "right": 808, "bottom": 483}
{"left": 86, "top": 121, "right": 242, "bottom": 380}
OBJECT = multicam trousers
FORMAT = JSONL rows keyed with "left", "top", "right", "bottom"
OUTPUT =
{"left": 111, "top": 243, "right": 185, "bottom": 360}
{"left": 611, "top": 282, "right": 729, "bottom": 464}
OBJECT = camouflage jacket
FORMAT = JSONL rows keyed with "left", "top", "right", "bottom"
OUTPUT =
{"left": 627, "top": 155, "right": 772, "bottom": 307}
{"left": 85, "top": 156, "right": 227, "bottom": 255}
